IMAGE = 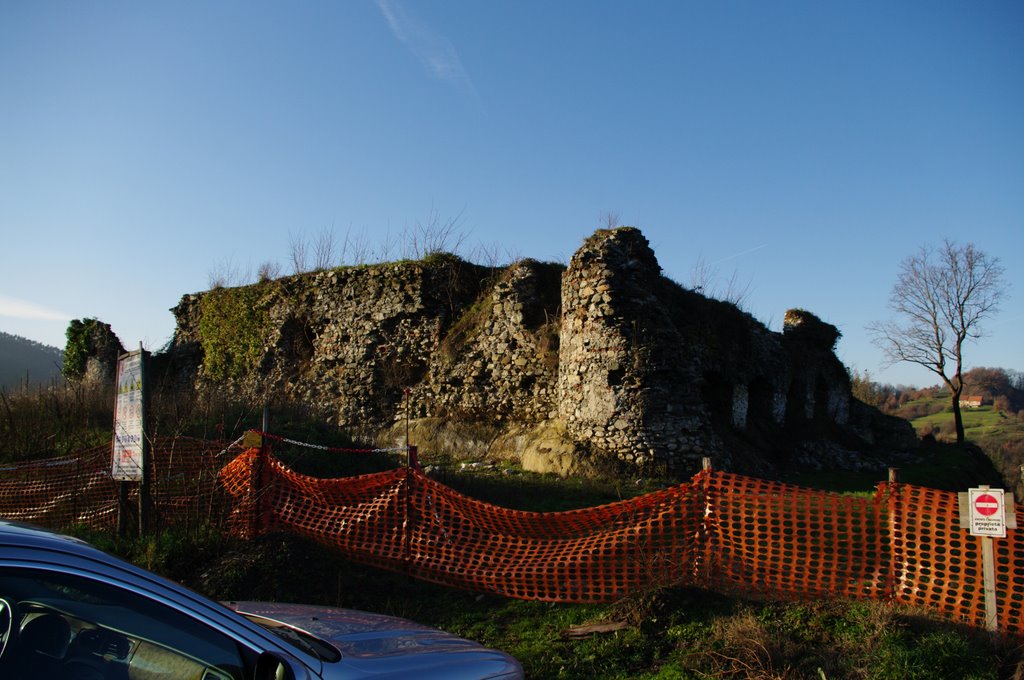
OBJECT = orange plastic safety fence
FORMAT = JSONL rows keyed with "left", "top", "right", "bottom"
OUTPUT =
{"left": 219, "top": 449, "right": 410, "bottom": 571}
{"left": 218, "top": 448, "right": 707, "bottom": 602}
{"left": 218, "top": 449, "right": 1024, "bottom": 634}
{"left": 885, "top": 482, "right": 1024, "bottom": 632}
{"left": 0, "top": 447, "right": 116, "bottom": 529}
{"left": 403, "top": 469, "right": 705, "bottom": 601}
{"left": 7, "top": 440, "right": 1024, "bottom": 635}
{"left": 0, "top": 437, "right": 242, "bottom": 531}
{"left": 701, "top": 471, "right": 891, "bottom": 603}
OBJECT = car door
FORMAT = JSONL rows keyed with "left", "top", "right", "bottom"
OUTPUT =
{"left": 0, "top": 562, "right": 317, "bottom": 680}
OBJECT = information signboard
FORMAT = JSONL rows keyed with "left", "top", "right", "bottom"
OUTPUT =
{"left": 112, "top": 350, "right": 146, "bottom": 482}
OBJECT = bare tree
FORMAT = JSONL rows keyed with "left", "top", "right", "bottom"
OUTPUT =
{"left": 689, "top": 255, "right": 752, "bottom": 308}
{"left": 289, "top": 231, "right": 309, "bottom": 274}
{"left": 468, "top": 239, "right": 517, "bottom": 270}
{"left": 869, "top": 239, "right": 1006, "bottom": 444}
{"left": 599, "top": 210, "right": 620, "bottom": 230}
{"left": 208, "top": 257, "right": 248, "bottom": 289}
{"left": 689, "top": 255, "right": 714, "bottom": 295}
{"left": 345, "top": 228, "right": 376, "bottom": 265}
{"left": 374, "top": 226, "right": 398, "bottom": 264}
{"left": 401, "top": 206, "right": 468, "bottom": 260}
{"left": 256, "top": 261, "right": 281, "bottom": 282}
{"left": 312, "top": 227, "right": 337, "bottom": 271}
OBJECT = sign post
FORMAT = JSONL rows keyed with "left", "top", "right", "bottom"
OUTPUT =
{"left": 112, "top": 349, "right": 149, "bottom": 536}
{"left": 958, "top": 486, "right": 1016, "bottom": 632}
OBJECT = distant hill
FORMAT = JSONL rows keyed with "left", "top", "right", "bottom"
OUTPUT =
{"left": 0, "top": 332, "right": 64, "bottom": 389}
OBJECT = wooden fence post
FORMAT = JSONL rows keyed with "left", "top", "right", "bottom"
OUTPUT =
{"left": 885, "top": 467, "right": 901, "bottom": 602}
{"left": 241, "top": 430, "right": 265, "bottom": 540}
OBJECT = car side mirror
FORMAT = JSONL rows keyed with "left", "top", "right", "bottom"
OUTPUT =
{"left": 254, "top": 651, "right": 309, "bottom": 680}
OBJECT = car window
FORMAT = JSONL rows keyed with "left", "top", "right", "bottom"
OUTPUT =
{"left": 0, "top": 567, "right": 249, "bottom": 680}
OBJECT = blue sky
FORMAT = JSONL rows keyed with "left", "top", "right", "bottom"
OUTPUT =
{"left": 1, "top": 1, "right": 1021, "bottom": 387}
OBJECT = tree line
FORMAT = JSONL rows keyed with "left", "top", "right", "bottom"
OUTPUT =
{"left": 851, "top": 366, "right": 1024, "bottom": 418}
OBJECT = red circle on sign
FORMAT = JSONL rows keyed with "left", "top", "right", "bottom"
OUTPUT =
{"left": 975, "top": 494, "right": 999, "bottom": 516}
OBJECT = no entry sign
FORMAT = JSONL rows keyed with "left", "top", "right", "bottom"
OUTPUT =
{"left": 956, "top": 486, "right": 1015, "bottom": 631}
{"left": 968, "top": 488, "right": 1006, "bottom": 537}
{"left": 975, "top": 493, "right": 1000, "bottom": 516}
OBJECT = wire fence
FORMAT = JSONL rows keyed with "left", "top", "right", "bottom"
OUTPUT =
{"left": 2, "top": 435, "right": 1021, "bottom": 634}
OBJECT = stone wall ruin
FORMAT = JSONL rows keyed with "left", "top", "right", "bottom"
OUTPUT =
{"left": 142, "top": 227, "right": 917, "bottom": 477}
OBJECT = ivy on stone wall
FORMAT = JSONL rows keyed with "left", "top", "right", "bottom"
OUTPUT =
{"left": 197, "top": 284, "right": 272, "bottom": 381}
{"left": 62, "top": 318, "right": 102, "bottom": 381}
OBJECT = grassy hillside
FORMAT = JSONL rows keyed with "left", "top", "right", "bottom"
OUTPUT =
{"left": 898, "top": 397, "right": 1024, "bottom": 497}
{"left": 903, "top": 398, "right": 1024, "bottom": 455}
{"left": 907, "top": 399, "right": 1020, "bottom": 438}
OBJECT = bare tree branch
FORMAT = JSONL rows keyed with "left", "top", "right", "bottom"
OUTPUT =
{"left": 689, "top": 255, "right": 753, "bottom": 308}
{"left": 401, "top": 205, "right": 468, "bottom": 260}
{"left": 289, "top": 230, "right": 309, "bottom": 275}
{"left": 312, "top": 226, "right": 337, "bottom": 271}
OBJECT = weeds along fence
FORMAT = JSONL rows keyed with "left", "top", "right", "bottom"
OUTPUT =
{"left": 2, "top": 436, "right": 1022, "bottom": 634}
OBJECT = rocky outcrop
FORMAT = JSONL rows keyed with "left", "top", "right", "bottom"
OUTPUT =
{"left": 147, "top": 227, "right": 917, "bottom": 477}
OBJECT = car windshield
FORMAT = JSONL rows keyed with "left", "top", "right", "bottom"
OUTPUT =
{"left": 241, "top": 613, "right": 341, "bottom": 663}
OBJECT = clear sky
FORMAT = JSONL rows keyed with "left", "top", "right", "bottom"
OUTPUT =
{"left": 1, "top": 1, "right": 1021, "bottom": 388}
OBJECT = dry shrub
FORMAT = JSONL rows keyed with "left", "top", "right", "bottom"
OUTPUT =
{"left": 685, "top": 600, "right": 900, "bottom": 680}
{"left": 0, "top": 380, "right": 112, "bottom": 461}
{"left": 704, "top": 609, "right": 798, "bottom": 679}
{"left": 938, "top": 419, "right": 957, "bottom": 439}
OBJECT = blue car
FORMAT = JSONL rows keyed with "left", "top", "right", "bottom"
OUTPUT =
{"left": 0, "top": 521, "right": 523, "bottom": 679}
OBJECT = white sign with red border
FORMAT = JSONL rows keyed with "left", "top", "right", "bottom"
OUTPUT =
{"left": 968, "top": 487, "right": 1006, "bottom": 538}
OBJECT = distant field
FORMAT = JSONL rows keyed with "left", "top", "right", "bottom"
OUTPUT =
{"left": 909, "top": 401, "right": 1023, "bottom": 440}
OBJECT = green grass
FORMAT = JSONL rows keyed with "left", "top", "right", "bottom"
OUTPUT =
{"left": 426, "top": 462, "right": 671, "bottom": 511}
{"left": 82, "top": 527, "right": 1020, "bottom": 680}
{"left": 785, "top": 442, "right": 1002, "bottom": 493}
{"left": 911, "top": 403, "right": 1018, "bottom": 438}
{"left": 781, "top": 470, "right": 882, "bottom": 494}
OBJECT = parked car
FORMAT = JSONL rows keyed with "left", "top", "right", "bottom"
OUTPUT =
{"left": 0, "top": 521, "right": 523, "bottom": 679}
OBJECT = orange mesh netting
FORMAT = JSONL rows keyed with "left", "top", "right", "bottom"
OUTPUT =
{"left": 0, "top": 448, "right": 116, "bottom": 529}
{"left": 701, "top": 472, "right": 891, "bottom": 602}
{"left": 884, "top": 481, "right": 1024, "bottom": 632}
{"left": 4, "top": 437, "right": 1023, "bottom": 634}
{"left": 0, "top": 437, "right": 242, "bottom": 530}
{"left": 219, "top": 448, "right": 706, "bottom": 601}
{"left": 218, "top": 447, "right": 1024, "bottom": 634}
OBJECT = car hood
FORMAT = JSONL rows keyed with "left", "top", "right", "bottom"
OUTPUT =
{"left": 225, "top": 601, "right": 522, "bottom": 679}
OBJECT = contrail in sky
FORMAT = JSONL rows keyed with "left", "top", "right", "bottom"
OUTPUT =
{"left": 710, "top": 243, "right": 769, "bottom": 266}
{"left": 0, "top": 295, "right": 70, "bottom": 321}
{"left": 375, "top": 0, "right": 475, "bottom": 91}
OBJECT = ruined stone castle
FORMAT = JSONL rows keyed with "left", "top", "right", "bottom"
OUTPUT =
{"left": 102, "top": 228, "right": 917, "bottom": 477}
